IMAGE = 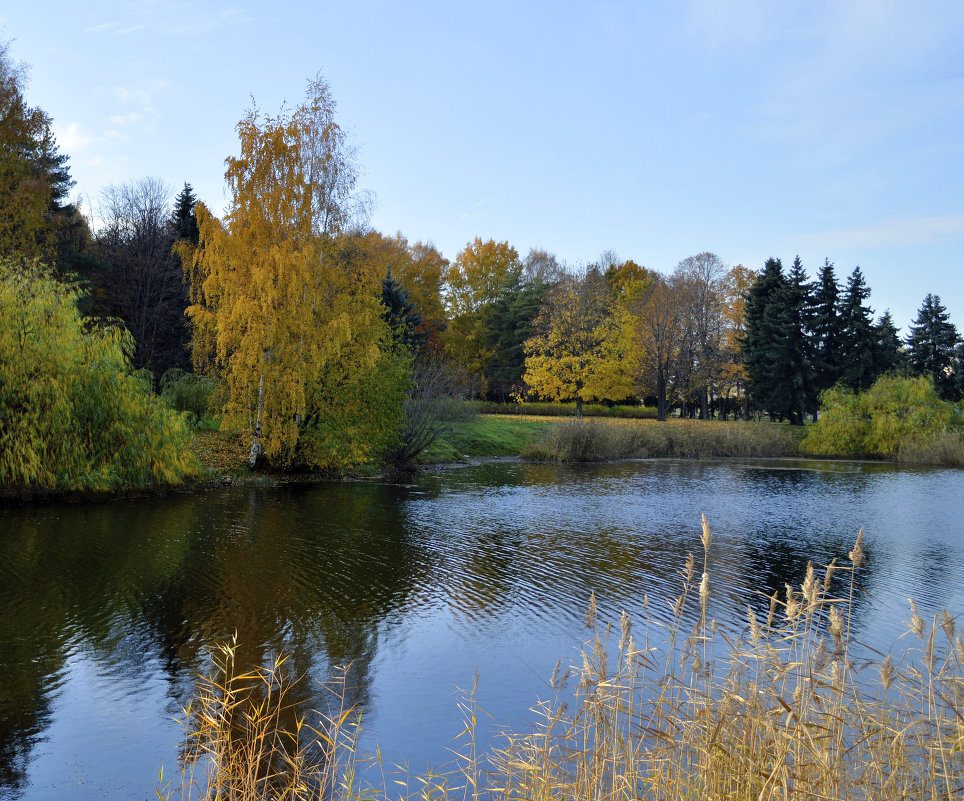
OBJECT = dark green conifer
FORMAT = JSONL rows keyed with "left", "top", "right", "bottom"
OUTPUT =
{"left": 838, "top": 267, "right": 878, "bottom": 392}
{"left": 905, "top": 294, "right": 960, "bottom": 399}
{"left": 484, "top": 271, "right": 550, "bottom": 400}
{"left": 741, "top": 257, "right": 785, "bottom": 415}
{"left": 763, "top": 256, "right": 815, "bottom": 424}
{"left": 381, "top": 267, "right": 426, "bottom": 353}
{"left": 810, "top": 259, "right": 845, "bottom": 393}
{"left": 171, "top": 182, "right": 200, "bottom": 245}
{"left": 872, "top": 310, "right": 904, "bottom": 377}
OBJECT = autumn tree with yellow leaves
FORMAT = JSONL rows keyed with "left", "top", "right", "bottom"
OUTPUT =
{"left": 522, "top": 266, "right": 634, "bottom": 415}
{"left": 328, "top": 230, "right": 448, "bottom": 348}
{"left": 187, "top": 75, "right": 407, "bottom": 469}
{"left": 445, "top": 238, "right": 522, "bottom": 380}
{"left": 720, "top": 264, "right": 756, "bottom": 418}
{"left": 0, "top": 41, "right": 77, "bottom": 265}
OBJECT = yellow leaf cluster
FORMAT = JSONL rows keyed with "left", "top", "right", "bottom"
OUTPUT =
{"left": 445, "top": 238, "right": 521, "bottom": 376}
{"left": 523, "top": 271, "right": 635, "bottom": 406}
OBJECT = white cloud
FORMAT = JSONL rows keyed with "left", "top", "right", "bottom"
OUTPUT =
{"left": 108, "top": 112, "right": 143, "bottom": 125}
{"left": 52, "top": 121, "right": 96, "bottom": 154}
{"left": 802, "top": 213, "right": 964, "bottom": 250}
{"left": 682, "top": 0, "right": 783, "bottom": 51}
{"left": 167, "top": 6, "right": 256, "bottom": 36}
{"left": 83, "top": 21, "right": 121, "bottom": 33}
{"left": 110, "top": 85, "right": 157, "bottom": 118}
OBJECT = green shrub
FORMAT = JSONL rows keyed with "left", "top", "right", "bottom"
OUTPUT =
{"left": 0, "top": 260, "right": 200, "bottom": 493}
{"left": 159, "top": 368, "right": 216, "bottom": 425}
{"left": 802, "top": 375, "right": 963, "bottom": 463}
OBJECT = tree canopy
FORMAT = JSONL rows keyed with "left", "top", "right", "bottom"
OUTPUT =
{"left": 0, "top": 41, "right": 75, "bottom": 263}
{"left": 188, "top": 74, "right": 406, "bottom": 468}
{"left": 523, "top": 267, "right": 633, "bottom": 415}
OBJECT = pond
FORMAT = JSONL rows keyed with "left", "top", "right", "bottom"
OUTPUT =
{"left": 1, "top": 458, "right": 962, "bottom": 800}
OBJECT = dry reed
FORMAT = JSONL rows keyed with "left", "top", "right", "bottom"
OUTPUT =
{"left": 161, "top": 523, "right": 963, "bottom": 801}
{"left": 522, "top": 418, "right": 800, "bottom": 461}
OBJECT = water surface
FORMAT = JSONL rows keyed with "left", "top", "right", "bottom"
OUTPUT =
{"left": 1, "top": 458, "right": 962, "bottom": 799}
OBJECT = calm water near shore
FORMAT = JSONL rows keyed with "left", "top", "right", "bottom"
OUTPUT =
{"left": 1, "top": 458, "right": 962, "bottom": 800}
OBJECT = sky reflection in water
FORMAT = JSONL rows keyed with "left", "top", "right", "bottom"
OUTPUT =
{"left": 1, "top": 459, "right": 962, "bottom": 800}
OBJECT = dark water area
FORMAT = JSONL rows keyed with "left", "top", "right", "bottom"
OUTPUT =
{"left": 1, "top": 458, "right": 962, "bottom": 800}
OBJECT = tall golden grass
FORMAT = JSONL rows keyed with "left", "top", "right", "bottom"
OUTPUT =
{"left": 161, "top": 521, "right": 963, "bottom": 801}
{"left": 522, "top": 418, "right": 801, "bottom": 461}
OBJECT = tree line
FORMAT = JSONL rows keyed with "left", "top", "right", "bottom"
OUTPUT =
{"left": 2, "top": 45, "right": 962, "bottom": 486}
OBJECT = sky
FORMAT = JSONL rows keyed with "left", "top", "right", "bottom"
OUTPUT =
{"left": 2, "top": 0, "right": 963, "bottom": 332}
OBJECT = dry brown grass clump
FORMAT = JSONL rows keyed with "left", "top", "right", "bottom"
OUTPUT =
{"left": 158, "top": 636, "right": 365, "bottom": 801}
{"left": 490, "top": 521, "right": 963, "bottom": 801}
{"left": 162, "top": 520, "right": 963, "bottom": 801}
{"left": 897, "top": 430, "right": 964, "bottom": 467}
{"left": 522, "top": 418, "right": 801, "bottom": 461}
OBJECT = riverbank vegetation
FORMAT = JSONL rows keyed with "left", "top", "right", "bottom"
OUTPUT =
{"left": 522, "top": 417, "right": 802, "bottom": 462}
{"left": 2, "top": 39, "right": 963, "bottom": 496}
{"left": 476, "top": 400, "right": 658, "bottom": 418}
{"left": 163, "top": 526, "right": 964, "bottom": 801}
{"left": 802, "top": 375, "right": 964, "bottom": 467}
{"left": 419, "top": 414, "right": 553, "bottom": 463}
{"left": 0, "top": 260, "right": 200, "bottom": 495}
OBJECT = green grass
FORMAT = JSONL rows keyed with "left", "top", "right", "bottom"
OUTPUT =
{"left": 419, "top": 415, "right": 553, "bottom": 462}
{"left": 476, "top": 400, "right": 658, "bottom": 418}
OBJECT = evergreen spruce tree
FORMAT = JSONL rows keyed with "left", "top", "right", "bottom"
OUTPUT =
{"left": 905, "top": 293, "right": 960, "bottom": 399}
{"left": 764, "top": 256, "right": 815, "bottom": 424}
{"left": 838, "top": 267, "right": 878, "bottom": 391}
{"left": 741, "top": 258, "right": 785, "bottom": 416}
{"left": 810, "top": 259, "right": 845, "bottom": 393}
{"left": 484, "top": 271, "right": 550, "bottom": 400}
{"left": 171, "top": 182, "right": 200, "bottom": 245}
{"left": 954, "top": 342, "right": 964, "bottom": 399}
{"left": 872, "top": 310, "right": 904, "bottom": 377}
{"left": 381, "top": 267, "right": 426, "bottom": 353}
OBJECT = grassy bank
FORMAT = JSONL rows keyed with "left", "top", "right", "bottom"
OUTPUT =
{"left": 189, "top": 415, "right": 553, "bottom": 478}
{"left": 522, "top": 417, "right": 803, "bottom": 461}
{"left": 163, "top": 526, "right": 964, "bottom": 801}
{"left": 191, "top": 415, "right": 804, "bottom": 478}
{"left": 476, "top": 400, "right": 658, "bottom": 419}
{"left": 418, "top": 414, "right": 553, "bottom": 463}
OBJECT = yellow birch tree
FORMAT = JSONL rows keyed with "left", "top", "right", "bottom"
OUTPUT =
{"left": 188, "top": 75, "right": 403, "bottom": 468}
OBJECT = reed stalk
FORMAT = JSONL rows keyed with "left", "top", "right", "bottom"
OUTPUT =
{"left": 162, "top": 525, "right": 964, "bottom": 801}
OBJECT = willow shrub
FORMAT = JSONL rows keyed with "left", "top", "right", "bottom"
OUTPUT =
{"left": 0, "top": 260, "right": 200, "bottom": 493}
{"left": 802, "top": 375, "right": 964, "bottom": 463}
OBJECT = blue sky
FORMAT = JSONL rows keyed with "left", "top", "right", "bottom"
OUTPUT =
{"left": 3, "top": 1, "right": 963, "bottom": 332}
